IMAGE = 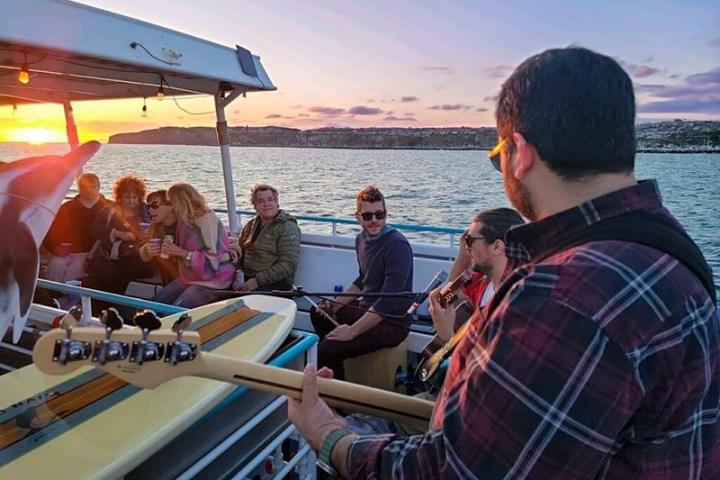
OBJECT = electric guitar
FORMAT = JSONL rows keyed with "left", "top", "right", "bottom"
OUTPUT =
{"left": 415, "top": 271, "right": 486, "bottom": 383}
{"left": 32, "top": 311, "right": 434, "bottom": 431}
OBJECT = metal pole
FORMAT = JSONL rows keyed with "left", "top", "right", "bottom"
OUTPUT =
{"left": 214, "top": 90, "right": 242, "bottom": 235}
{"left": 62, "top": 100, "right": 79, "bottom": 150}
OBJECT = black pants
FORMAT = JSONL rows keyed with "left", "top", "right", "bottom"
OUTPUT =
{"left": 84, "top": 256, "right": 155, "bottom": 315}
{"left": 310, "top": 301, "right": 408, "bottom": 380}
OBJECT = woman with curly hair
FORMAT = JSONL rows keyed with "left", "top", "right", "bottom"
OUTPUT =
{"left": 151, "top": 182, "right": 234, "bottom": 308}
{"left": 84, "top": 174, "right": 154, "bottom": 301}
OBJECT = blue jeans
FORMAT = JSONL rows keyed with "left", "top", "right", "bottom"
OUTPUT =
{"left": 152, "top": 279, "right": 218, "bottom": 309}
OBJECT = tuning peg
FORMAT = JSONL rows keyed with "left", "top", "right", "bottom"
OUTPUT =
{"left": 133, "top": 310, "right": 162, "bottom": 332}
{"left": 58, "top": 305, "right": 83, "bottom": 330}
{"left": 171, "top": 313, "right": 192, "bottom": 333}
{"left": 100, "top": 308, "right": 124, "bottom": 332}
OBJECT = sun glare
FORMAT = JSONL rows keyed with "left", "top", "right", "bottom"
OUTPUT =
{"left": 13, "top": 127, "right": 64, "bottom": 144}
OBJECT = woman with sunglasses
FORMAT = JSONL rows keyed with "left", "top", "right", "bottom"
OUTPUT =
{"left": 138, "top": 189, "right": 179, "bottom": 285}
{"left": 150, "top": 183, "right": 235, "bottom": 308}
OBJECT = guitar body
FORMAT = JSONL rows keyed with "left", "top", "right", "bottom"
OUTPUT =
{"left": 0, "top": 295, "right": 295, "bottom": 479}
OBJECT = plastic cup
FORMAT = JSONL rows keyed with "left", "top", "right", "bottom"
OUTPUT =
{"left": 65, "top": 279, "right": 82, "bottom": 306}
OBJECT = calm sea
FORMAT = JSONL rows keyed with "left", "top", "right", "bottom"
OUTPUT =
{"left": 3, "top": 143, "right": 719, "bottom": 292}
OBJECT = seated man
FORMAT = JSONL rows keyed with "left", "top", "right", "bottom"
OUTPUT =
{"left": 139, "top": 189, "right": 179, "bottom": 284}
{"left": 42, "top": 172, "right": 109, "bottom": 282}
{"left": 235, "top": 184, "right": 301, "bottom": 292}
{"left": 431, "top": 207, "right": 525, "bottom": 343}
{"left": 311, "top": 185, "right": 413, "bottom": 379}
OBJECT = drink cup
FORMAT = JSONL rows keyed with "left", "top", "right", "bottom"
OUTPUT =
{"left": 150, "top": 238, "right": 161, "bottom": 256}
{"left": 161, "top": 235, "right": 173, "bottom": 259}
{"left": 65, "top": 279, "right": 82, "bottom": 306}
{"left": 232, "top": 270, "right": 245, "bottom": 290}
{"left": 139, "top": 222, "right": 150, "bottom": 233}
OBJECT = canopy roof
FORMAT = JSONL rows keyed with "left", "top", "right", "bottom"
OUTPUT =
{"left": 0, "top": 0, "right": 276, "bottom": 105}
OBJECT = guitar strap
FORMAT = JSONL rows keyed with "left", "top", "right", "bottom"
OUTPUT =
{"left": 420, "top": 209, "right": 716, "bottom": 382}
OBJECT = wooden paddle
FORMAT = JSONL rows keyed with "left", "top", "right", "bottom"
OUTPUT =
{"left": 31, "top": 323, "right": 434, "bottom": 431}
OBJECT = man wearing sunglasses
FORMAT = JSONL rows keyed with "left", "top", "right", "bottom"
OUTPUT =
{"left": 310, "top": 185, "right": 414, "bottom": 380}
{"left": 430, "top": 207, "right": 524, "bottom": 343}
{"left": 290, "top": 47, "right": 719, "bottom": 479}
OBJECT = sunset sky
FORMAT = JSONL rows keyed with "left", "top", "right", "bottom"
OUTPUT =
{"left": 2, "top": 0, "right": 718, "bottom": 143}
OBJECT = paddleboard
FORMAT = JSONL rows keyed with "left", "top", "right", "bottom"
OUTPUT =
{"left": 0, "top": 295, "right": 295, "bottom": 479}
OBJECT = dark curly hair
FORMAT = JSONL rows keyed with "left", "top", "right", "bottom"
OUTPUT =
{"left": 112, "top": 174, "right": 147, "bottom": 202}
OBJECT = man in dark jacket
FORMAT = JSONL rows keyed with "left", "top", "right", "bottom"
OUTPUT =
{"left": 43, "top": 172, "right": 109, "bottom": 282}
{"left": 310, "top": 185, "right": 414, "bottom": 379}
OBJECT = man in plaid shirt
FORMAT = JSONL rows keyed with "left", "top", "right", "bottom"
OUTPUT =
{"left": 289, "top": 47, "right": 720, "bottom": 479}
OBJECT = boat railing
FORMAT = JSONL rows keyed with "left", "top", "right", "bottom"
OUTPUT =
{"left": 36, "top": 278, "right": 186, "bottom": 316}
{"left": 216, "top": 208, "right": 465, "bottom": 246}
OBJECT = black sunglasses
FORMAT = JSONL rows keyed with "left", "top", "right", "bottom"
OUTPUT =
{"left": 148, "top": 201, "right": 169, "bottom": 209}
{"left": 487, "top": 138, "right": 509, "bottom": 172}
{"left": 358, "top": 210, "right": 387, "bottom": 221}
{"left": 464, "top": 234, "right": 487, "bottom": 248}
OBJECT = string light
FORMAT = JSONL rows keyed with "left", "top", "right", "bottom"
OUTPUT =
{"left": 156, "top": 77, "right": 165, "bottom": 101}
{"left": 12, "top": 103, "right": 17, "bottom": 114}
{"left": 17, "top": 53, "right": 30, "bottom": 85}
{"left": 142, "top": 97, "right": 147, "bottom": 117}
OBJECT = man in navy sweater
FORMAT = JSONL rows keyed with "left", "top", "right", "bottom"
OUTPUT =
{"left": 310, "top": 185, "right": 414, "bottom": 379}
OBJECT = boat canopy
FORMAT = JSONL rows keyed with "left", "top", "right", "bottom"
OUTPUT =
{"left": 0, "top": 0, "right": 277, "bottom": 233}
{"left": 0, "top": 0, "right": 275, "bottom": 106}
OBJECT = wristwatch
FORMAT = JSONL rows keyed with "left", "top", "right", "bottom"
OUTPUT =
{"left": 184, "top": 251, "right": 193, "bottom": 262}
{"left": 316, "top": 428, "right": 353, "bottom": 476}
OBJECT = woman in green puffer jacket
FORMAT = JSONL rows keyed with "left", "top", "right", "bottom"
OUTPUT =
{"left": 235, "top": 184, "right": 301, "bottom": 292}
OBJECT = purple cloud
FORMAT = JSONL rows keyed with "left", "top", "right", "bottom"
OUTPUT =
{"left": 400, "top": 96, "right": 420, "bottom": 102}
{"left": 384, "top": 116, "right": 417, "bottom": 122}
{"left": 484, "top": 95, "right": 498, "bottom": 103}
{"left": 308, "top": 106, "right": 345, "bottom": 115}
{"left": 265, "top": 113, "right": 282, "bottom": 119}
{"left": 290, "top": 104, "right": 303, "bottom": 109}
{"left": 708, "top": 38, "right": 720, "bottom": 47}
{"left": 618, "top": 58, "right": 660, "bottom": 78}
{"left": 636, "top": 66, "right": 720, "bottom": 114}
{"left": 420, "top": 66, "right": 455, "bottom": 74}
{"left": 347, "top": 105, "right": 383, "bottom": 115}
{"left": 484, "top": 65, "right": 513, "bottom": 79}
{"left": 429, "top": 104, "right": 473, "bottom": 111}
{"left": 476, "top": 107, "right": 488, "bottom": 112}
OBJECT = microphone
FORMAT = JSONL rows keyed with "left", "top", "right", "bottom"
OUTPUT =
{"left": 407, "top": 270, "right": 448, "bottom": 316}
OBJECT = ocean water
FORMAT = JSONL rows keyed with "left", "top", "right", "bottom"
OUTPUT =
{"left": 3, "top": 143, "right": 719, "bottom": 292}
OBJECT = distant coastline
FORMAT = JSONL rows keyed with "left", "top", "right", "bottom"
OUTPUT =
{"left": 107, "top": 120, "right": 720, "bottom": 153}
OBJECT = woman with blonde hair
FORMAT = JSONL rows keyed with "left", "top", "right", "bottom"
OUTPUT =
{"left": 152, "top": 183, "right": 234, "bottom": 307}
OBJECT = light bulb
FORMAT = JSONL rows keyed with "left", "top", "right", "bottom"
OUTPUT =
{"left": 17, "top": 65, "right": 30, "bottom": 85}
{"left": 156, "top": 84, "right": 164, "bottom": 101}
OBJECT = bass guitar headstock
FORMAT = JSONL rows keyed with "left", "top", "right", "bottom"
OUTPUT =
{"left": 32, "top": 310, "right": 202, "bottom": 388}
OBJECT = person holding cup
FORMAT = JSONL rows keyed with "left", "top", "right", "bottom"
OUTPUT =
{"left": 83, "top": 175, "right": 154, "bottom": 299}
{"left": 139, "top": 189, "right": 179, "bottom": 285}
{"left": 151, "top": 183, "right": 234, "bottom": 308}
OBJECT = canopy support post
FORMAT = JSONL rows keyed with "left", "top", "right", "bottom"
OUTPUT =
{"left": 62, "top": 100, "right": 79, "bottom": 150}
{"left": 215, "top": 89, "right": 243, "bottom": 234}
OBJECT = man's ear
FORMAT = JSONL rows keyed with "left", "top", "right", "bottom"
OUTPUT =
{"left": 510, "top": 132, "right": 536, "bottom": 180}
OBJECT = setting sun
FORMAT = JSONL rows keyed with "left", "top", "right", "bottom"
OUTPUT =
{"left": 12, "top": 127, "right": 65, "bottom": 144}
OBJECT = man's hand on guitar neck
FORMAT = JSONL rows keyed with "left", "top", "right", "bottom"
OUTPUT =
{"left": 288, "top": 364, "right": 356, "bottom": 478}
{"left": 428, "top": 288, "right": 456, "bottom": 342}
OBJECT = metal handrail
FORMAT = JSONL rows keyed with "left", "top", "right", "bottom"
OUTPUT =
{"left": 36, "top": 278, "right": 186, "bottom": 315}
{"left": 215, "top": 208, "right": 465, "bottom": 235}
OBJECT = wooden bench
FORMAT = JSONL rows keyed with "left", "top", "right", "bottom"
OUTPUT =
{"left": 344, "top": 339, "right": 408, "bottom": 392}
